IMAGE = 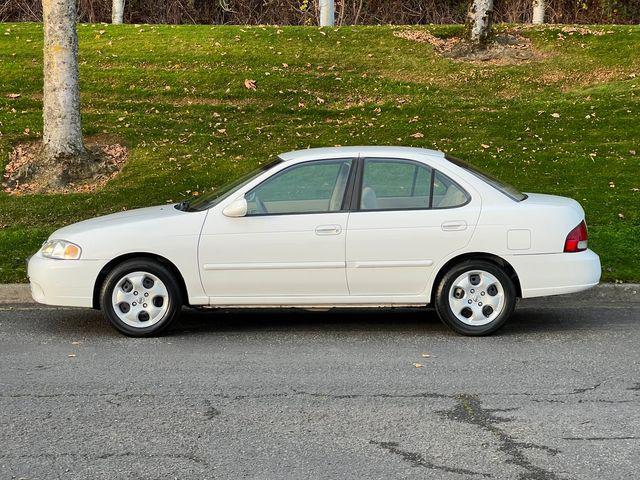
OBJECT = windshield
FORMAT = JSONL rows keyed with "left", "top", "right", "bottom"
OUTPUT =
{"left": 445, "top": 155, "right": 527, "bottom": 202}
{"left": 186, "top": 159, "right": 282, "bottom": 211}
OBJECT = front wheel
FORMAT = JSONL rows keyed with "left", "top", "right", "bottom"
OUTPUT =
{"left": 435, "top": 260, "right": 516, "bottom": 336}
{"left": 100, "top": 259, "right": 183, "bottom": 336}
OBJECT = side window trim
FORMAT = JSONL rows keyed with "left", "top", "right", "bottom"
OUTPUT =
{"left": 244, "top": 157, "right": 356, "bottom": 217}
{"left": 353, "top": 157, "right": 471, "bottom": 212}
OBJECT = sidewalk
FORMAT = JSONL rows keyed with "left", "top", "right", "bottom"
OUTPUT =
{"left": 1, "top": 283, "right": 638, "bottom": 306}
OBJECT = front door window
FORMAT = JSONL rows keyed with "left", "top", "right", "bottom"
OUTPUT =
{"left": 246, "top": 159, "right": 353, "bottom": 215}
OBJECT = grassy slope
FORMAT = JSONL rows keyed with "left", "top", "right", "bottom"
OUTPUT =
{"left": 0, "top": 23, "right": 638, "bottom": 283}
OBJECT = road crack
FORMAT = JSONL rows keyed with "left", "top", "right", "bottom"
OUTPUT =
{"left": 370, "top": 440, "right": 491, "bottom": 477}
{"left": 439, "top": 394, "right": 562, "bottom": 480}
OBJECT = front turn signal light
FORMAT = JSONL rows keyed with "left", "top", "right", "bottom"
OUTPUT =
{"left": 41, "top": 240, "right": 82, "bottom": 260}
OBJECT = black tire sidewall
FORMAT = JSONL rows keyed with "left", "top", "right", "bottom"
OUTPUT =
{"left": 435, "top": 260, "right": 516, "bottom": 336}
{"left": 100, "top": 259, "right": 182, "bottom": 336}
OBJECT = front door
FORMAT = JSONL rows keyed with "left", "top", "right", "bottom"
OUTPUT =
{"left": 199, "top": 158, "right": 354, "bottom": 301}
{"left": 346, "top": 157, "right": 481, "bottom": 297}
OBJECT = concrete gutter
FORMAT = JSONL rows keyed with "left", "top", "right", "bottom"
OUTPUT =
{"left": 0, "top": 283, "right": 638, "bottom": 306}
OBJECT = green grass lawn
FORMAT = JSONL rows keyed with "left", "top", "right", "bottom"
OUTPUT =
{"left": 0, "top": 23, "right": 638, "bottom": 283}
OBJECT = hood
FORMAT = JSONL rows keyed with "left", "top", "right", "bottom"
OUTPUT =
{"left": 50, "top": 205, "right": 186, "bottom": 239}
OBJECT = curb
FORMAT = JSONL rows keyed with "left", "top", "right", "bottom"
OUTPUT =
{"left": 0, "top": 283, "right": 638, "bottom": 306}
{"left": 0, "top": 284, "right": 34, "bottom": 305}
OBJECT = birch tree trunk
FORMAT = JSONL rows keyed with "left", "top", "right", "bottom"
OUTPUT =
{"left": 42, "top": 0, "right": 85, "bottom": 161}
{"left": 319, "top": 0, "right": 334, "bottom": 26}
{"left": 532, "top": 0, "right": 545, "bottom": 24}
{"left": 112, "top": 0, "right": 125, "bottom": 24}
{"left": 465, "top": 0, "right": 494, "bottom": 48}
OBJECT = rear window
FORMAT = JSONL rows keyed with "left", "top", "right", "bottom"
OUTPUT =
{"left": 445, "top": 155, "right": 527, "bottom": 202}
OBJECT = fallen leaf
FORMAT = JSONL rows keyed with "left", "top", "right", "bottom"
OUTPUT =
{"left": 481, "top": 144, "right": 490, "bottom": 149}
{"left": 551, "top": 112, "right": 561, "bottom": 118}
{"left": 410, "top": 132, "right": 424, "bottom": 138}
{"left": 6, "top": 93, "right": 20, "bottom": 99}
{"left": 244, "top": 79, "right": 257, "bottom": 90}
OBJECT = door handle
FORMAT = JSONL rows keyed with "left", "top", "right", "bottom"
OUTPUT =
{"left": 441, "top": 221, "right": 467, "bottom": 232}
{"left": 315, "top": 225, "right": 342, "bottom": 235}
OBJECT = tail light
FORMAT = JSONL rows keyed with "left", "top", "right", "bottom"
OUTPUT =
{"left": 564, "top": 220, "right": 588, "bottom": 252}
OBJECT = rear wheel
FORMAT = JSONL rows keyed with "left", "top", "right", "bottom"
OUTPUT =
{"left": 435, "top": 260, "right": 516, "bottom": 336}
{"left": 100, "top": 259, "right": 182, "bottom": 336}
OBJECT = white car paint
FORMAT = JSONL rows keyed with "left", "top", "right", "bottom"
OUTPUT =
{"left": 27, "top": 146, "right": 601, "bottom": 311}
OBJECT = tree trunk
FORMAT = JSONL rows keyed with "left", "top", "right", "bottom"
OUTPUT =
{"left": 319, "top": 0, "right": 334, "bottom": 26}
{"left": 112, "top": 0, "right": 125, "bottom": 24}
{"left": 465, "top": 0, "right": 494, "bottom": 48}
{"left": 42, "top": 0, "right": 85, "bottom": 160}
{"left": 532, "top": 0, "right": 545, "bottom": 24}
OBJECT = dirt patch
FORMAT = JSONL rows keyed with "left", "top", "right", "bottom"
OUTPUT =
{"left": 3, "top": 136, "right": 128, "bottom": 195}
{"left": 538, "top": 66, "right": 631, "bottom": 92}
{"left": 394, "top": 30, "right": 545, "bottom": 65}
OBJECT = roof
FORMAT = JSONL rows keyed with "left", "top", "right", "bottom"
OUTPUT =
{"left": 278, "top": 146, "right": 446, "bottom": 163}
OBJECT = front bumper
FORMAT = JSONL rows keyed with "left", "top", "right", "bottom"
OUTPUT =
{"left": 507, "top": 249, "right": 601, "bottom": 299}
{"left": 27, "top": 253, "right": 106, "bottom": 308}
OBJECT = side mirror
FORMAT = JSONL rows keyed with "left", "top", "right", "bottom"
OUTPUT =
{"left": 222, "top": 197, "right": 248, "bottom": 218}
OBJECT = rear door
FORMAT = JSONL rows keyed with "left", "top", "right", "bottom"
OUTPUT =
{"left": 346, "top": 157, "right": 481, "bottom": 296}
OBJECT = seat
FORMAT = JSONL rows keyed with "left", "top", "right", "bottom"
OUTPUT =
{"left": 329, "top": 162, "right": 352, "bottom": 211}
{"left": 361, "top": 186, "right": 379, "bottom": 210}
{"left": 436, "top": 184, "right": 467, "bottom": 208}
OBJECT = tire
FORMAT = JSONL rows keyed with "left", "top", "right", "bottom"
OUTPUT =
{"left": 100, "top": 258, "right": 183, "bottom": 337}
{"left": 434, "top": 260, "right": 516, "bottom": 336}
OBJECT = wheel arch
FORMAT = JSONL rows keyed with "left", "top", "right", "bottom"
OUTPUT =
{"left": 429, "top": 252, "right": 522, "bottom": 304}
{"left": 92, "top": 252, "right": 189, "bottom": 309}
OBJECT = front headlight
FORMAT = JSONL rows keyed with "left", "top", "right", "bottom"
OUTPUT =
{"left": 41, "top": 240, "right": 82, "bottom": 260}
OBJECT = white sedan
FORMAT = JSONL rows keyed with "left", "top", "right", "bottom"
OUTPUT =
{"left": 27, "top": 147, "right": 601, "bottom": 336}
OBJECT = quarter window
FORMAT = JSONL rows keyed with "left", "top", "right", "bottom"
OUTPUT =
{"left": 431, "top": 171, "right": 469, "bottom": 208}
{"left": 246, "top": 159, "right": 352, "bottom": 215}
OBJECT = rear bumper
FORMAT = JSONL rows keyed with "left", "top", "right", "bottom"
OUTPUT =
{"left": 507, "top": 249, "right": 601, "bottom": 298}
{"left": 27, "top": 253, "right": 104, "bottom": 308}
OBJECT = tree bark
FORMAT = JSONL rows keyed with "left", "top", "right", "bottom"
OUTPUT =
{"left": 319, "top": 0, "right": 334, "bottom": 26}
{"left": 532, "top": 0, "right": 545, "bottom": 24}
{"left": 42, "top": 0, "right": 85, "bottom": 160}
{"left": 465, "top": 0, "right": 494, "bottom": 48}
{"left": 112, "top": 0, "right": 125, "bottom": 24}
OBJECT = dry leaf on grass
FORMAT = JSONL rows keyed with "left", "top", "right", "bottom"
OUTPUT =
{"left": 244, "top": 79, "right": 257, "bottom": 90}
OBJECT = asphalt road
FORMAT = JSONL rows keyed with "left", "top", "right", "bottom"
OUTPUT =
{"left": 1, "top": 291, "right": 639, "bottom": 480}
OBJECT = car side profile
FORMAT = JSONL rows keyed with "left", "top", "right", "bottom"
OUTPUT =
{"left": 27, "top": 147, "right": 601, "bottom": 336}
